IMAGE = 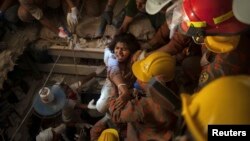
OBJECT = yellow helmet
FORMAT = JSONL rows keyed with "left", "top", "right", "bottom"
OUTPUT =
{"left": 132, "top": 52, "right": 176, "bottom": 82}
{"left": 98, "top": 128, "right": 119, "bottom": 141}
{"left": 204, "top": 35, "right": 240, "bottom": 53}
{"left": 181, "top": 75, "right": 250, "bottom": 141}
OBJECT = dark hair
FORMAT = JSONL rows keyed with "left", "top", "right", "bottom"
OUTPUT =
{"left": 108, "top": 33, "right": 140, "bottom": 55}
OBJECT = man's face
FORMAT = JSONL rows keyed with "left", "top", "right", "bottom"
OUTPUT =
{"left": 136, "top": 0, "right": 146, "bottom": 12}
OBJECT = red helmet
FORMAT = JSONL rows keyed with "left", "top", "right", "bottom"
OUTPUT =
{"left": 180, "top": 0, "right": 249, "bottom": 36}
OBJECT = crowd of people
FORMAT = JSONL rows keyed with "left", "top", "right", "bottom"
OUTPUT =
{"left": 1, "top": 0, "right": 250, "bottom": 141}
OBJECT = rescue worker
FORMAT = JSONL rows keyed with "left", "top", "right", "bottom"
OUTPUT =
{"left": 167, "top": 75, "right": 249, "bottom": 141}
{"left": 108, "top": 52, "right": 178, "bottom": 141}
{"left": 143, "top": 0, "right": 202, "bottom": 92}
{"left": 18, "top": 0, "right": 79, "bottom": 38}
{"left": 146, "top": 0, "right": 250, "bottom": 90}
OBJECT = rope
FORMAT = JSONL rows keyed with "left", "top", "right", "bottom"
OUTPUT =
{"left": 10, "top": 44, "right": 67, "bottom": 141}
{"left": 71, "top": 36, "right": 80, "bottom": 89}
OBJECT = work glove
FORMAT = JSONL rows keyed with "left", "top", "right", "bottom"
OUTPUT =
{"left": 87, "top": 99, "right": 96, "bottom": 110}
{"left": 58, "top": 26, "right": 69, "bottom": 38}
{"left": 102, "top": 5, "right": 113, "bottom": 25}
{"left": 67, "top": 7, "right": 78, "bottom": 29}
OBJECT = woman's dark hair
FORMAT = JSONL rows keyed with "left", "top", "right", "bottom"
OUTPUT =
{"left": 108, "top": 33, "right": 140, "bottom": 54}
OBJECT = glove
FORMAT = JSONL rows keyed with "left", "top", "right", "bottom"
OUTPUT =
{"left": 58, "top": 26, "right": 69, "bottom": 38}
{"left": 102, "top": 5, "right": 113, "bottom": 24}
{"left": 67, "top": 7, "right": 78, "bottom": 29}
{"left": 87, "top": 99, "right": 96, "bottom": 110}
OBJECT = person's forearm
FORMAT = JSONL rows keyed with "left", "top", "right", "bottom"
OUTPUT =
{"left": 119, "top": 16, "right": 133, "bottom": 33}
{"left": 110, "top": 70, "right": 125, "bottom": 87}
{"left": 148, "top": 22, "right": 171, "bottom": 50}
{"left": 109, "top": 98, "right": 141, "bottom": 123}
{"left": 156, "top": 32, "right": 190, "bottom": 55}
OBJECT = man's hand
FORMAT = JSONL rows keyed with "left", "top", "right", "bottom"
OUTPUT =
{"left": 102, "top": 5, "right": 113, "bottom": 25}
{"left": 114, "top": 93, "right": 131, "bottom": 110}
{"left": 114, "top": 85, "right": 132, "bottom": 110}
{"left": 67, "top": 7, "right": 78, "bottom": 30}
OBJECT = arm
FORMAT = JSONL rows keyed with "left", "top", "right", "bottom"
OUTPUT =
{"left": 148, "top": 22, "right": 171, "bottom": 49}
{"left": 19, "top": 1, "right": 60, "bottom": 34}
{"left": 109, "top": 98, "right": 144, "bottom": 123}
{"left": 156, "top": 32, "right": 192, "bottom": 55}
{"left": 108, "top": 62, "right": 132, "bottom": 110}
{"left": 116, "top": 16, "right": 133, "bottom": 34}
{"left": 107, "top": 53, "right": 128, "bottom": 93}
{"left": 116, "top": 0, "right": 137, "bottom": 34}
{"left": 109, "top": 65, "right": 130, "bottom": 97}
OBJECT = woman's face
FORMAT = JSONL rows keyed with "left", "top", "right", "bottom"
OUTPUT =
{"left": 114, "top": 42, "right": 131, "bottom": 62}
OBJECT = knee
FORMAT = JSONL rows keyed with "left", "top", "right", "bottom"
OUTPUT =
{"left": 18, "top": 6, "right": 34, "bottom": 22}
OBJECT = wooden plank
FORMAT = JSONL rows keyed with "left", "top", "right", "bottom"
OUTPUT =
{"left": 37, "top": 63, "right": 98, "bottom": 75}
{"left": 48, "top": 45, "right": 104, "bottom": 59}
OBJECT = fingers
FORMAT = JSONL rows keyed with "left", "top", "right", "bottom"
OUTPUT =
{"left": 114, "top": 98, "right": 126, "bottom": 110}
{"left": 114, "top": 101, "right": 125, "bottom": 110}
